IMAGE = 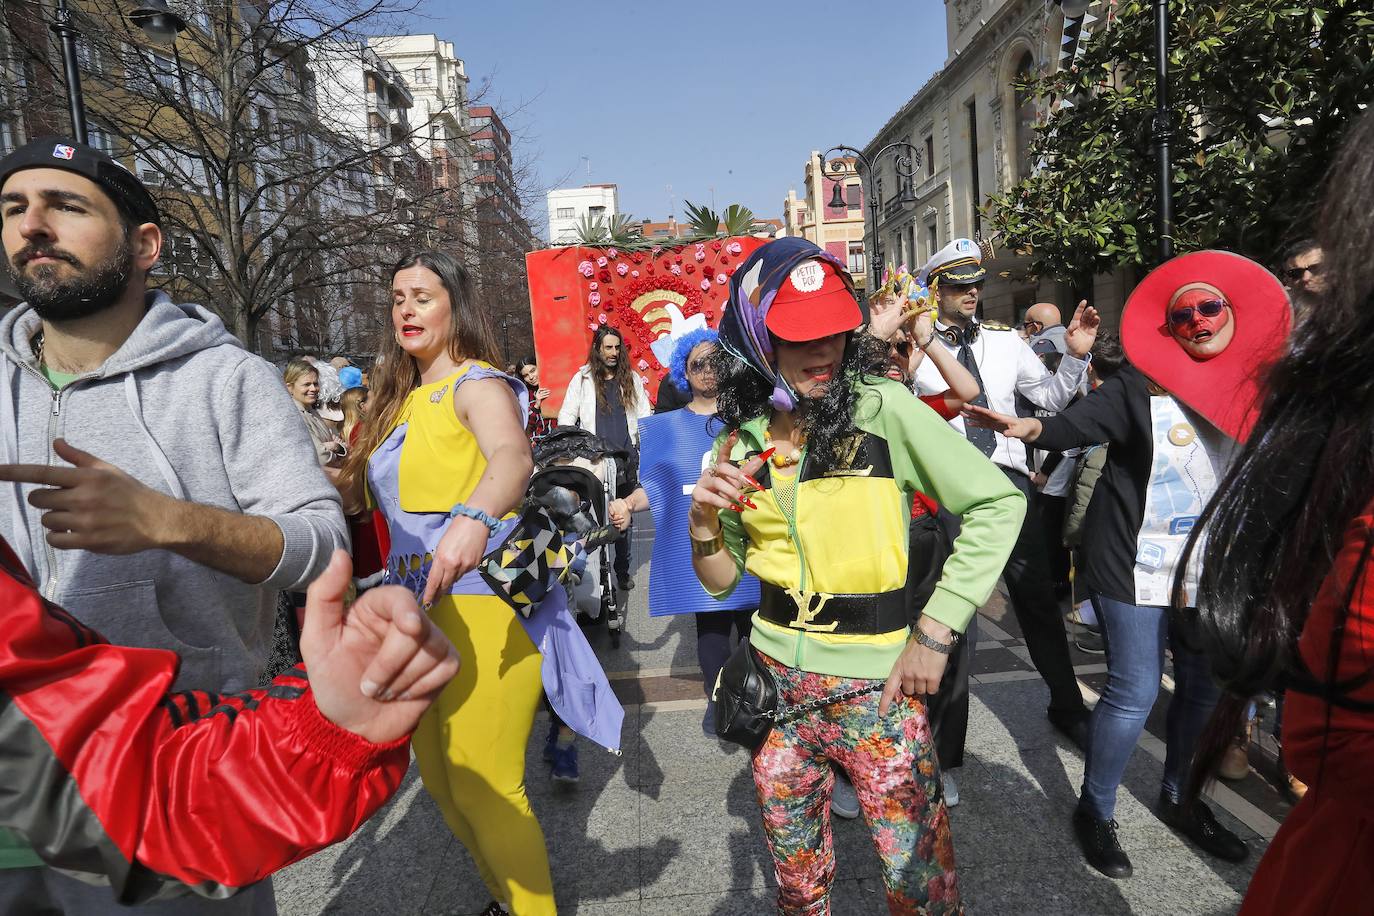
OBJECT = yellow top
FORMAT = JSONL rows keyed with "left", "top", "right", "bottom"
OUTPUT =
{"left": 394, "top": 362, "right": 493, "bottom": 513}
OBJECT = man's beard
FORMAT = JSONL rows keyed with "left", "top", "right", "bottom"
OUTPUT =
{"left": 12, "top": 236, "right": 135, "bottom": 322}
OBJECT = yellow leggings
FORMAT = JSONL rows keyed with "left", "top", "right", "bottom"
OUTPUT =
{"left": 411, "top": 594, "right": 555, "bottom": 915}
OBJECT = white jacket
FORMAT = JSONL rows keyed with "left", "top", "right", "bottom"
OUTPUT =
{"left": 557, "top": 364, "right": 651, "bottom": 446}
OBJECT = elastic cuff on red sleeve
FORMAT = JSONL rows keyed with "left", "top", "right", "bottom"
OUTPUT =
{"left": 285, "top": 687, "right": 411, "bottom": 770}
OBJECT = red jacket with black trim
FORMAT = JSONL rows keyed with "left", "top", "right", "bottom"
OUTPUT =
{"left": 0, "top": 537, "right": 411, "bottom": 904}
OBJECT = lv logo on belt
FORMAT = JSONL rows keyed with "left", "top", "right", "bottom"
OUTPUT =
{"left": 784, "top": 588, "right": 839, "bottom": 632}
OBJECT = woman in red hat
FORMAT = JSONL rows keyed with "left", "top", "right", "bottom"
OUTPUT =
{"left": 964, "top": 248, "right": 1293, "bottom": 878}
{"left": 1178, "top": 109, "right": 1374, "bottom": 916}
{"left": 689, "top": 237, "right": 1025, "bottom": 914}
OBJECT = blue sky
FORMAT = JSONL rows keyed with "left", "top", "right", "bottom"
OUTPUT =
{"left": 432, "top": 0, "right": 947, "bottom": 235}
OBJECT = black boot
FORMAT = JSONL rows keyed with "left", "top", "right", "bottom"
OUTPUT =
{"left": 1157, "top": 793, "right": 1249, "bottom": 862}
{"left": 1048, "top": 709, "right": 1090, "bottom": 753}
{"left": 1072, "top": 806, "right": 1133, "bottom": 878}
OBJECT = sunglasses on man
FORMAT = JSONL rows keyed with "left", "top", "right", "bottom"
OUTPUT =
{"left": 1283, "top": 265, "right": 1321, "bottom": 282}
{"left": 888, "top": 339, "right": 913, "bottom": 357}
{"left": 1019, "top": 319, "right": 1044, "bottom": 334}
{"left": 1169, "top": 298, "right": 1227, "bottom": 326}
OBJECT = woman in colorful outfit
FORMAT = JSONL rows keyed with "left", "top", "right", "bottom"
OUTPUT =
{"left": 689, "top": 237, "right": 1025, "bottom": 915}
{"left": 966, "top": 251, "right": 1290, "bottom": 878}
{"left": 340, "top": 251, "right": 620, "bottom": 916}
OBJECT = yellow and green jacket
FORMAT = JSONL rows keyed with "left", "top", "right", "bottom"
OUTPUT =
{"left": 712, "top": 378, "right": 1025, "bottom": 679}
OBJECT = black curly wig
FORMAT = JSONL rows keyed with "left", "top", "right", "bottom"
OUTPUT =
{"left": 712, "top": 332, "right": 881, "bottom": 473}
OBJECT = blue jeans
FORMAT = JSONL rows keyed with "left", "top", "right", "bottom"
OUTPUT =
{"left": 1078, "top": 594, "right": 1221, "bottom": 820}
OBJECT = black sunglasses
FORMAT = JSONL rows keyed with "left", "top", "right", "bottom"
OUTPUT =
{"left": 1284, "top": 265, "right": 1320, "bottom": 281}
{"left": 688, "top": 356, "right": 713, "bottom": 372}
{"left": 1169, "top": 298, "right": 1226, "bottom": 326}
{"left": 888, "top": 339, "right": 912, "bottom": 357}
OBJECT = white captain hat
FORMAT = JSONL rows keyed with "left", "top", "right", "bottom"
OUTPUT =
{"left": 918, "top": 237, "right": 988, "bottom": 287}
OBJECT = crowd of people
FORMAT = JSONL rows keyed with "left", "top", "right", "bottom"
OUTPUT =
{"left": 0, "top": 111, "right": 1370, "bottom": 916}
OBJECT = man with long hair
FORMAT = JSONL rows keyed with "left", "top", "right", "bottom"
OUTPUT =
{"left": 557, "top": 325, "right": 651, "bottom": 591}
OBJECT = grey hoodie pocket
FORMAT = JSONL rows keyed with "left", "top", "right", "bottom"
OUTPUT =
{"left": 56, "top": 579, "right": 223, "bottom": 692}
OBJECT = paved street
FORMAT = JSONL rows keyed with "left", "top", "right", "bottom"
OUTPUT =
{"left": 276, "top": 523, "right": 1288, "bottom": 915}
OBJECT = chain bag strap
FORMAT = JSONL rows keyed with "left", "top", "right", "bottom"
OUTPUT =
{"left": 714, "top": 639, "right": 886, "bottom": 751}
{"left": 775, "top": 681, "right": 885, "bottom": 722}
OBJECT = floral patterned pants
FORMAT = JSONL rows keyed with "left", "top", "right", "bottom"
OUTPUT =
{"left": 751, "top": 651, "right": 962, "bottom": 916}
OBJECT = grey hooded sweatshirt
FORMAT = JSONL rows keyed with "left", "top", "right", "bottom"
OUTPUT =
{"left": 0, "top": 291, "right": 347, "bottom": 694}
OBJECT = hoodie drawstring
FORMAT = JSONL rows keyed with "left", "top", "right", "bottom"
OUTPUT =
{"left": 123, "top": 374, "right": 186, "bottom": 500}
{"left": 0, "top": 361, "right": 36, "bottom": 573}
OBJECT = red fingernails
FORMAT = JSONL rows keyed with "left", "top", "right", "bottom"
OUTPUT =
{"left": 729, "top": 502, "right": 747, "bottom": 512}
{"left": 744, "top": 475, "right": 763, "bottom": 490}
{"left": 741, "top": 497, "right": 758, "bottom": 510}
{"left": 757, "top": 447, "right": 776, "bottom": 462}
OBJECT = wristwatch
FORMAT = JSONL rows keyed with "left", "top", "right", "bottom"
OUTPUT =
{"left": 911, "top": 624, "right": 960, "bottom": 655}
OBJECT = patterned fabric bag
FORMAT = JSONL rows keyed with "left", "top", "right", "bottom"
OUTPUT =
{"left": 479, "top": 505, "right": 575, "bottom": 617}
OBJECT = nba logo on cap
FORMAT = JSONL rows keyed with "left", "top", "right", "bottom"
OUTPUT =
{"left": 52, "top": 144, "right": 76, "bottom": 160}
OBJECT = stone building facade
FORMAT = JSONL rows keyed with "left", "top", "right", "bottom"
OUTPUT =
{"left": 864, "top": 0, "right": 1134, "bottom": 325}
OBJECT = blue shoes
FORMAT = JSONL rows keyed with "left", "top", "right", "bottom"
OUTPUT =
{"left": 550, "top": 741, "right": 580, "bottom": 783}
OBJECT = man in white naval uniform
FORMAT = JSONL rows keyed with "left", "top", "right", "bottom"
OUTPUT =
{"left": 914, "top": 238, "right": 1099, "bottom": 747}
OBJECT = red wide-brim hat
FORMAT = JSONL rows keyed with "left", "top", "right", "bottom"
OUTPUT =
{"left": 1121, "top": 250, "right": 1291, "bottom": 443}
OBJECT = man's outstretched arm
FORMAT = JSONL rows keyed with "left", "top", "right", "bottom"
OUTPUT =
{"left": 0, "top": 547, "right": 457, "bottom": 904}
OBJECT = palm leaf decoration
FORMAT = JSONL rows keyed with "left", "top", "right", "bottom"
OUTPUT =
{"left": 574, "top": 212, "right": 611, "bottom": 245}
{"left": 556, "top": 200, "right": 766, "bottom": 250}
{"left": 720, "top": 204, "right": 761, "bottom": 237}
{"left": 682, "top": 200, "right": 721, "bottom": 240}
{"left": 606, "top": 213, "right": 644, "bottom": 247}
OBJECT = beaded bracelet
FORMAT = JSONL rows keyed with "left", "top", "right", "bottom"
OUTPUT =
{"left": 449, "top": 502, "right": 500, "bottom": 534}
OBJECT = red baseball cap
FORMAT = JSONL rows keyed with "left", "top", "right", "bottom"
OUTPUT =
{"left": 764, "top": 258, "right": 863, "bottom": 342}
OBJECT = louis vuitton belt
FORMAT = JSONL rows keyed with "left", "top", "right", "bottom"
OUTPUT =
{"left": 758, "top": 583, "right": 909, "bottom": 635}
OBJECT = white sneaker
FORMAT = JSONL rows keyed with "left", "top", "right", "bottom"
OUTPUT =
{"left": 942, "top": 771, "right": 960, "bottom": 808}
{"left": 830, "top": 769, "right": 860, "bottom": 819}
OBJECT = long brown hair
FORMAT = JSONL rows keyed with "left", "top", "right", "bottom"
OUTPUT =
{"left": 339, "top": 251, "right": 503, "bottom": 496}
{"left": 589, "top": 325, "right": 636, "bottom": 413}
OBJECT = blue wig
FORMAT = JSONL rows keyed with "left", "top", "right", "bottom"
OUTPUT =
{"left": 669, "top": 327, "right": 720, "bottom": 394}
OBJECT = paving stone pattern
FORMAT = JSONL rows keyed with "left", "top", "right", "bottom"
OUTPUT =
{"left": 275, "top": 523, "right": 1281, "bottom": 914}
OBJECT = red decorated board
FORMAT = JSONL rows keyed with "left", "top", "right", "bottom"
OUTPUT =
{"left": 526, "top": 236, "right": 767, "bottom": 414}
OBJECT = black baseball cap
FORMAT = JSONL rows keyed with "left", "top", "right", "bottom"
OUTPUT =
{"left": 0, "top": 136, "right": 160, "bottom": 227}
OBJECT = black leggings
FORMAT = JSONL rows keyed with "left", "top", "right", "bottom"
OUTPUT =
{"left": 696, "top": 609, "right": 755, "bottom": 698}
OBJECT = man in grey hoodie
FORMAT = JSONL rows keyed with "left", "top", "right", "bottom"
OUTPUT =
{"left": 0, "top": 138, "right": 346, "bottom": 913}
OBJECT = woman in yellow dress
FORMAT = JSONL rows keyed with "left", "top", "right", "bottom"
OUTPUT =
{"left": 339, "top": 251, "right": 554, "bottom": 916}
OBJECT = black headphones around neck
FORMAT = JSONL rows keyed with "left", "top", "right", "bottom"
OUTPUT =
{"left": 938, "top": 322, "right": 979, "bottom": 347}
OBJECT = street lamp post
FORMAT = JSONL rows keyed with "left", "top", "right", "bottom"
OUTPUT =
{"left": 1150, "top": 0, "right": 1175, "bottom": 262}
{"left": 821, "top": 143, "right": 922, "bottom": 292}
{"left": 50, "top": 0, "right": 88, "bottom": 143}
{"left": 48, "top": 0, "right": 187, "bottom": 142}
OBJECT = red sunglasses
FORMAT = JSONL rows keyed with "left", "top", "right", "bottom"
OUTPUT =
{"left": 1169, "top": 298, "right": 1227, "bottom": 326}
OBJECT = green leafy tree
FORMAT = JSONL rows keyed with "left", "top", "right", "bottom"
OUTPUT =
{"left": 989, "top": 0, "right": 1374, "bottom": 282}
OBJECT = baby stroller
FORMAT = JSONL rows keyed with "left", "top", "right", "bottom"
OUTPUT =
{"left": 529, "top": 427, "right": 631, "bottom": 647}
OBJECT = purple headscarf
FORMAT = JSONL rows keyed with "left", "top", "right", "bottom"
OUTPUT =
{"left": 717, "top": 237, "right": 856, "bottom": 411}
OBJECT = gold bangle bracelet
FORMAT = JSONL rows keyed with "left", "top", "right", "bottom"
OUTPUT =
{"left": 690, "top": 530, "right": 725, "bottom": 557}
